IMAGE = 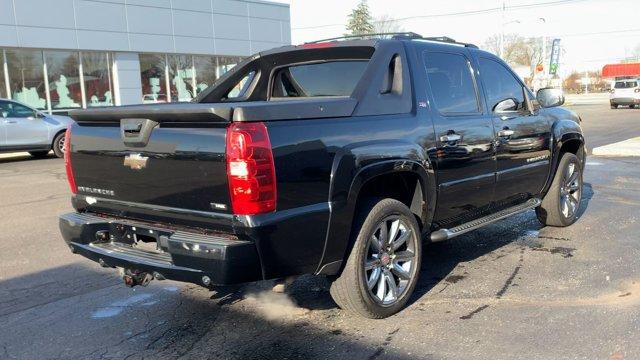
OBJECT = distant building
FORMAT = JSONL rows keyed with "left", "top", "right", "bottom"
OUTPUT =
{"left": 0, "top": 0, "right": 291, "bottom": 113}
{"left": 602, "top": 63, "right": 640, "bottom": 81}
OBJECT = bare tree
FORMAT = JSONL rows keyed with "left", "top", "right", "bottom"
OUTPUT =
{"left": 483, "top": 33, "right": 550, "bottom": 80}
{"left": 373, "top": 15, "right": 404, "bottom": 34}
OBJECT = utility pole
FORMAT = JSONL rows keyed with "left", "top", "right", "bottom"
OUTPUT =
{"left": 500, "top": 1, "right": 505, "bottom": 58}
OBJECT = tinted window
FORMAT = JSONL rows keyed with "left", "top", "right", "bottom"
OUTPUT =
{"left": 424, "top": 52, "right": 479, "bottom": 114}
{"left": 615, "top": 81, "right": 638, "bottom": 89}
{"left": 271, "top": 61, "right": 368, "bottom": 98}
{"left": 0, "top": 101, "right": 35, "bottom": 118}
{"left": 227, "top": 71, "right": 256, "bottom": 99}
{"left": 479, "top": 58, "right": 525, "bottom": 112}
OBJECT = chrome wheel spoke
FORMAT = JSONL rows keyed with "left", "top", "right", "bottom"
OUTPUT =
{"left": 388, "top": 219, "right": 400, "bottom": 246}
{"left": 365, "top": 258, "right": 381, "bottom": 271}
{"left": 390, "top": 229, "right": 410, "bottom": 252}
{"left": 370, "top": 233, "right": 383, "bottom": 253}
{"left": 394, "top": 250, "right": 414, "bottom": 262}
{"left": 367, "top": 267, "right": 381, "bottom": 290}
{"left": 376, "top": 269, "right": 387, "bottom": 300}
{"left": 392, "top": 262, "right": 411, "bottom": 280}
{"left": 384, "top": 269, "right": 398, "bottom": 300}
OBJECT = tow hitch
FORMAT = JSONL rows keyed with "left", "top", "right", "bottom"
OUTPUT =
{"left": 121, "top": 268, "right": 154, "bottom": 287}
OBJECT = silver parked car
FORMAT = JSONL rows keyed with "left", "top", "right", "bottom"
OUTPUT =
{"left": 0, "top": 99, "right": 75, "bottom": 158}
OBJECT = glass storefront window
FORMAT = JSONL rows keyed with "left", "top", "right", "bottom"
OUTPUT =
{"left": 193, "top": 56, "right": 218, "bottom": 95}
{"left": 140, "top": 54, "right": 168, "bottom": 104}
{"left": 168, "top": 55, "right": 195, "bottom": 102}
{"left": 82, "top": 52, "right": 113, "bottom": 107}
{"left": 5, "top": 49, "right": 47, "bottom": 109}
{"left": 217, "top": 56, "right": 243, "bottom": 76}
{"left": 45, "top": 51, "right": 82, "bottom": 110}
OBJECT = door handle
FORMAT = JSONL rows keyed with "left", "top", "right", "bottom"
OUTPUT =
{"left": 4, "top": 120, "right": 17, "bottom": 124}
{"left": 500, "top": 115, "right": 516, "bottom": 121}
{"left": 497, "top": 129, "right": 515, "bottom": 137}
{"left": 440, "top": 134, "right": 462, "bottom": 142}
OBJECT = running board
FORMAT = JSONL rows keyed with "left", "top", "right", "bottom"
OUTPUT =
{"left": 430, "top": 198, "right": 541, "bottom": 242}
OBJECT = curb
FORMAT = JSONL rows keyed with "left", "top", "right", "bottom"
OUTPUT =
{"left": 592, "top": 137, "right": 640, "bottom": 157}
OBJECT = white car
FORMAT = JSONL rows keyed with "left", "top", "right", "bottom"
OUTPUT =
{"left": 610, "top": 79, "right": 640, "bottom": 109}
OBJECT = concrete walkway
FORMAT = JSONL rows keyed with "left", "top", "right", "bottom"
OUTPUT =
{"left": 593, "top": 137, "right": 640, "bottom": 157}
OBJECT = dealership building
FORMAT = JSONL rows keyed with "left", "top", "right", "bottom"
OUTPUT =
{"left": 0, "top": 0, "right": 291, "bottom": 113}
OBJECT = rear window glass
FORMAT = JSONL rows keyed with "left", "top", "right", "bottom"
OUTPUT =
{"left": 615, "top": 81, "right": 638, "bottom": 89}
{"left": 271, "top": 61, "right": 368, "bottom": 98}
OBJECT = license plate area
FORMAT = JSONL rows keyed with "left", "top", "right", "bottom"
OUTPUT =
{"left": 107, "top": 223, "right": 172, "bottom": 253}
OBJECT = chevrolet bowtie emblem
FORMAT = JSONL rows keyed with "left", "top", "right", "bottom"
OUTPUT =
{"left": 124, "top": 153, "right": 149, "bottom": 170}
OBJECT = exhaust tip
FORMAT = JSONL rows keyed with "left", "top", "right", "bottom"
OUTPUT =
{"left": 201, "top": 276, "right": 211, "bottom": 286}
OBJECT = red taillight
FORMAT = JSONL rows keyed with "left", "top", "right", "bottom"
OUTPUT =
{"left": 64, "top": 127, "right": 77, "bottom": 194}
{"left": 226, "top": 122, "right": 276, "bottom": 215}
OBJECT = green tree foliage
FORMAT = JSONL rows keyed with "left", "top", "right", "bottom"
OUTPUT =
{"left": 346, "top": 0, "right": 374, "bottom": 36}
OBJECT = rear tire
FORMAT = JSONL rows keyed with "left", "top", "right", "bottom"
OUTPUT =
{"left": 536, "top": 153, "right": 583, "bottom": 227}
{"left": 610, "top": 104, "right": 618, "bottom": 109}
{"left": 28, "top": 151, "right": 50, "bottom": 158}
{"left": 329, "top": 198, "right": 422, "bottom": 318}
{"left": 52, "top": 132, "right": 66, "bottom": 158}
{"left": 630, "top": 104, "right": 637, "bottom": 109}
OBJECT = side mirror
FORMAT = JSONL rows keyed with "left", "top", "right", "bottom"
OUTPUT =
{"left": 536, "top": 87, "right": 565, "bottom": 108}
{"left": 1, "top": 111, "right": 7, "bottom": 118}
{"left": 494, "top": 98, "right": 518, "bottom": 113}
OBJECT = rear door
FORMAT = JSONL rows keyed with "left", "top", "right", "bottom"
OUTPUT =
{"left": 421, "top": 48, "right": 496, "bottom": 222}
{"left": 477, "top": 56, "right": 552, "bottom": 203}
{"left": 1, "top": 100, "right": 50, "bottom": 147}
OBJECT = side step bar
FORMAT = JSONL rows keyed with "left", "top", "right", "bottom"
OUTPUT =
{"left": 430, "top": 198, "right": 542, "bottom": 242}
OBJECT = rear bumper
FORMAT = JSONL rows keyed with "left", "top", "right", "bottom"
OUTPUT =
{"left": 59, "top": 212, "right": 263, "bottom": 286}
{"left": 610, "top": 97, "right": 640, "bottom": 105}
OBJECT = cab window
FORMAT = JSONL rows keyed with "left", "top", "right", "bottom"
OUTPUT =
{"left": 478, "top": 58, "right": 525, "bottom": 112}
{"left": 423, "top": 52, "right": 480, "bottom": 114}
{"left": 0, "top": 101, "right": 35, "bottom": 118}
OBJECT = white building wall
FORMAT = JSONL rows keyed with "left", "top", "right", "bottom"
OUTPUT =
{"left": 0, "top": 0, "right": 291, "bottom": 56}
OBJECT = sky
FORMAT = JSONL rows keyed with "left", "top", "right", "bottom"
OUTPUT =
{"left": 271, "top": 0, "right": 640, "bottom": 75}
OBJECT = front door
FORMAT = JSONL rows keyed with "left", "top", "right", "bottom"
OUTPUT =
{"left": 1, "top": 100, "right": 49, "bottom": 147}
{"left": 422, "top": 49, "right": 496, "bottom": 223}
{"left": 477, "top": 57, "right": 552, "bottom": 203}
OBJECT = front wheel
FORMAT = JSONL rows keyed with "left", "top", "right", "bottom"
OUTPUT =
{"left": 52, "top": 132, "right": 66, "bottom": 158}
{"left": 610, "top": 104, "right": 618, "bottom": 109}
{"left": 536, "top": 153, "right": 583, "bottom": 227}
{"left": 330, "top": 198, "right": 422, "bottom": 318}
{"left": 630, "top": 104, "right": 637, "bottom": 109}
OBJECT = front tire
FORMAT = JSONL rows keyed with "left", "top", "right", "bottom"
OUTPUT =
{"left": 52, "top": 132, "right": 66, "bottom": 158}
{"left": 610, "top": 104, "right": 618, "bottom": 109}
{"left": 536, "top": 153, "right": 583, "bottom": 227}
{"left": 330, "top": 198, "right": 422, "bottom": 318}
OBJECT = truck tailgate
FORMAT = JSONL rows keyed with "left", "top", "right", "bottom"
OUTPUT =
{"left": 71, "top": 123, "right": 230, "bottom": 214}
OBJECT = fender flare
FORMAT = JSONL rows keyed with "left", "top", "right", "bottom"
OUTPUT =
{"left": 542, "top": 120, "right": 585, "bottom": 195}
{"left": 315, "top": 155, "right": 436, "bottom": 275}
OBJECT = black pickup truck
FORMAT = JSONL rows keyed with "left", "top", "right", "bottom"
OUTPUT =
{"left": 59, "top": 34, "right": 585, "bottom": 318}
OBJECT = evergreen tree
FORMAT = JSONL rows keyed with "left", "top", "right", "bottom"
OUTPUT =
{"left": 345, "top": 0, "right": 374, "bottom": 36}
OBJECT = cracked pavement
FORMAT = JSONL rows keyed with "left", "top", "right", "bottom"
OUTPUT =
{"left": 1, "top": 104, "right": 640, "bottom": 359}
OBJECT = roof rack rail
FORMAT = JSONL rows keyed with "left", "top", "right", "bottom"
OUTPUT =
{"left": 304, "top": 32, "right": 423, "bottom": 44}
{"left": 421, "top": 36, "right": 479, "bottom": 49}
{"left": 303, "top": 33, "right": 478, "bottom": 49}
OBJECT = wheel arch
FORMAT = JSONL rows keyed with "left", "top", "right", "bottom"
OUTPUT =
{"left": 315, "top": 154, "right": 436, "bottom": 276}
{"left": 542, "top": 120, "right": 585, "bottom": 196}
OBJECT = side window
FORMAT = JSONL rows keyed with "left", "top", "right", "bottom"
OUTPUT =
{"left": 5, "top": 102, "right": 35, "bottom": 118}
{"left": 271, "top": 61, "right": 369, "bottom": 99}
{"left": 478, "top": 58, "right": 525, "bottom": 112}
{"left": 226, "top": 71, "right": 256, "bottom": 99}
{"left": 423, "top": 52, "right": 479, "bottom": 114}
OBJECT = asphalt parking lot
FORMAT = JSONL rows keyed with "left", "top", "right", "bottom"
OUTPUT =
{"left": 1, "top": 102, "right": 640, "bottom": 360}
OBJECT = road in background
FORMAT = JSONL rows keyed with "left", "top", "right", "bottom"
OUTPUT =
{"left": 1, "top": 105, "right": 640, "bottom": 359}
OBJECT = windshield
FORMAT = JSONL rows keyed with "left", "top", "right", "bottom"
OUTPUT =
{"left": 614, "top": 81, "right": 638, "bottom": 89}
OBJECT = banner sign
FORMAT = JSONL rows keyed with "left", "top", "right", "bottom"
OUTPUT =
{"left": 549, "top": 39, "right": 561, "bottom": 75}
